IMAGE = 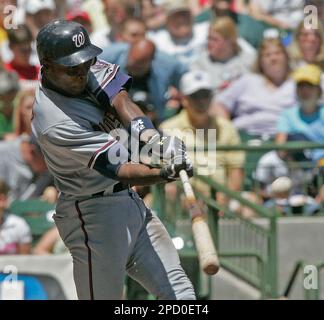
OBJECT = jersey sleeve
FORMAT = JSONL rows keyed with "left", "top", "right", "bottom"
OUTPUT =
{"left": 42, "top": 121, "right": 129, "bottom": 178}
{"left": 87, "top": 59, "right": 132, "bottom": 108}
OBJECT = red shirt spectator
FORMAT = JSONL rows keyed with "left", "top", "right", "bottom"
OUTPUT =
{"left": 4, "top": 61, "right": 39, "bottom": 81}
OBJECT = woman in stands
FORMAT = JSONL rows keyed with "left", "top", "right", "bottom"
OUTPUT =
{"left": 211, "top": 37, "right": 295, "bottom": 140}
{"left": 288, "top": 20, "right": 324, "bottom": 70}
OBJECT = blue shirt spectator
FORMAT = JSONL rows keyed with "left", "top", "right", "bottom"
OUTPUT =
{"left": 276, "top": 64, "right": 324, "bottom": 162}
{"left": 99, "top": 41, "right": 188, "bottom": 121}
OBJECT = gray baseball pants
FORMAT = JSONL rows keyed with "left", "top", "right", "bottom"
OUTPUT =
{"left": 53, "top": 188, "right": 196, "bottom": 300}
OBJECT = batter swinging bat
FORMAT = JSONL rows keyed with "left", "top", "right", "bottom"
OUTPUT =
{"left": 179, "top": 170, "right": 220, "bottom": 275}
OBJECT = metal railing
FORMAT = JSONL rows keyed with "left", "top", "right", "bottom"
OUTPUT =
{"left": 195, "top": 176, "right": 279, "bottom": 299}
{"left": 152, "top": 141, "right": 323, "bottom": 299}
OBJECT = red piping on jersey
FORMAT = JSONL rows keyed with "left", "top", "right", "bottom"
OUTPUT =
{"left": 75, "top": 201, "right": 94, "bottom": 300}
{"left": 100, "top": 64, "right": 119, "bottom": 89}
{"left": 88, "top": 140, "right": 117, "bottom": 169}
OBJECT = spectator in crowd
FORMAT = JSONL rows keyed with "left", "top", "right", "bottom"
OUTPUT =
{"left": 0, "top": 179, "right": 32, "bottom": 254}
{"left": 120, "top": 17, "right": 147, "bottom": 44}
{"left": 13, "top": 89, "right": 35, "bottom": 137}
{"left": 82, "top": 0, "right": 108, "bottom": 32}
{"left": 248, "top": 0, "right": 305, "bottom": 31}
{"left": 288, "top": 20, "right": 324, "bottom": 70}
{"left": 276, "top": 64, "right": 324, "bottom": 163}
{"left": 183, "top": 0, "right": 210, "bottom": 17}
{"left": 160, "top": 70, "right": 245, "bottom": 206}
{"left": 0, "top": 1, "right": 9, "bottom": 47}
{"left": 4, "top": 25, "right": 40, "bottom": 89}
{"left": 66, "top": 9, "right": 93, "bottom": 34}
{"left": 100, "top": 38, "right": 188, "bottom": 121}
{"left": 33, "top": 225, "right": 67, "bottom": 255}
{"left": 194, "top": 0, "right": 267, "bottom": 49}
{"left": 0, "top": 134, "right": 53, "bottom": 203}
{"left": 139, "top": 0, "right": 167, "bottom": 32}
{"left": 195, "top": 0, "right": 234, "bottom": 23}
{"left": 211, "top": 38, "right": 295, "bottom": 139}
{"left": 90, "top": 0, "right": 137, "bottom": 48}
{"left": 148, "top": 0, "right": 209, "bottom": 66}
{"left": 190, "top": 16, "right": 256, "bottom": 95}
{"left": 0, "top": 70, "right": 20, "bottom": 139}
{"left": 25, "top": 0, "right": 57, "bottom": 39}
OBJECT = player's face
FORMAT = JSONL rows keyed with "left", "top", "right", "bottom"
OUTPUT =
{"left": 46, "top": 59, "right": 95, "bottom": 96}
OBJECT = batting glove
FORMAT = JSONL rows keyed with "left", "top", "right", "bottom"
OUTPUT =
{"left": 140, "top": 133, "right": 187, "bottom": 168}
{"left": 160, "top": 158, "right": 194, "bottom": 182}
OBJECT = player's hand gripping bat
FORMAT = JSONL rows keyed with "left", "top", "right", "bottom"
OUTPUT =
{"left": 179, "top": 170, "right": 220, "bottom": 275}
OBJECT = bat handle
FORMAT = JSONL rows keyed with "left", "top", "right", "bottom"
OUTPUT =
{"left": 179, "top": 170, "right": 195, "bottom": 199}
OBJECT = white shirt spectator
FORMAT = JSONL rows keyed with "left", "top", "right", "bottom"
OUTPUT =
{"left": 191, "top": 41, "right": 256, "bottom": 95}
{"left": 214, "top": 73, "right": 296, "bottom": 136}
{"left": 0, "top": 213, "right": 32, "bottom": 254}
{"left": 148, "top": 21, "right": 209, "bottom": 66}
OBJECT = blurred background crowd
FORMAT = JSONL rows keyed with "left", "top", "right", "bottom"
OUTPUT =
{"left": 0, "top": 0, "right": 323, "bottom": 258}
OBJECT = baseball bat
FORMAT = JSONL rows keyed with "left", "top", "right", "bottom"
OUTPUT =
{"left": 179, "top": 170, "right": 220, "bottom": 275}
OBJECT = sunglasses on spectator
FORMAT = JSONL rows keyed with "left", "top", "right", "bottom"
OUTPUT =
{"left": 188, "top": 89, "right": 213, "bottom": 101}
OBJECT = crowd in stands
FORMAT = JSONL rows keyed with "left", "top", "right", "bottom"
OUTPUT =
{"left": 0, "top": 0, "right": 323, "bottom": 255}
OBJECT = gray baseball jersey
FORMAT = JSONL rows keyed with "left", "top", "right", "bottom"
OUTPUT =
{"left": 32, "top": 59, "right": 130, "bottom": 197}
{"left": 31, "top": 59, "right": 195, "bottom": 300}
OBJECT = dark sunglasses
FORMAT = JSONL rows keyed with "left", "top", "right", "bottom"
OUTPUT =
{"left": 188, "top": 89, "right": 213, "bottom": 101}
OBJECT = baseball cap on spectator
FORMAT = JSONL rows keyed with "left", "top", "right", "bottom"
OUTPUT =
{"left": 66, "top": 10, "right": 91, "bottom": 24}
{"left": 163, "top": 0, "right": 190, "bottom": 16}
{"left": 292, "top": 64, "right": 322, "bottom": 86}
{"left": 180, "top": 71, "right": 213, "bottom": 96}
{"left": 25, "top": 0, "right": 56, "bottom": 15}
{"left": 0, "top": 70, "right": 20, "bottom": 96}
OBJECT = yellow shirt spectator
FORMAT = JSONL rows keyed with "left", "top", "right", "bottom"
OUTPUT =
{"left": 160, "top": 109, "right": 245, "bottom": 195}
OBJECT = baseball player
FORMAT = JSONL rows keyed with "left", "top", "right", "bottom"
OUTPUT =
{"left": 31, "top": 20, "right": 195, "bottom": 300}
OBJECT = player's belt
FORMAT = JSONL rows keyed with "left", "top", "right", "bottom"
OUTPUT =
{"left": 91, "top": 182, "right": 129, "bottom": 197}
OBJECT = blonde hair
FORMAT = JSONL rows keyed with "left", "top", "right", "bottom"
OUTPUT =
{"left": 13, "top": 89, "right": 35, "bottom": 136}
{"left": 253, "top": 38, "right": 290, "bottom": 75}
{"left": 288, "top": 20, "right": 324, "bottom": 68}
{"left": 209, "top": 16, "right": 239, "bottom": 54}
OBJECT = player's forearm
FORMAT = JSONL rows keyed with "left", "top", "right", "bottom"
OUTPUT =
{"left": 112, "top": 91, "right": 158, "bottom": 142}
{"left": 117, "top": 163, "right": 164, "bottom": 186}
{"left": 112, "top": 91, "right": 147, "bottom": 127}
